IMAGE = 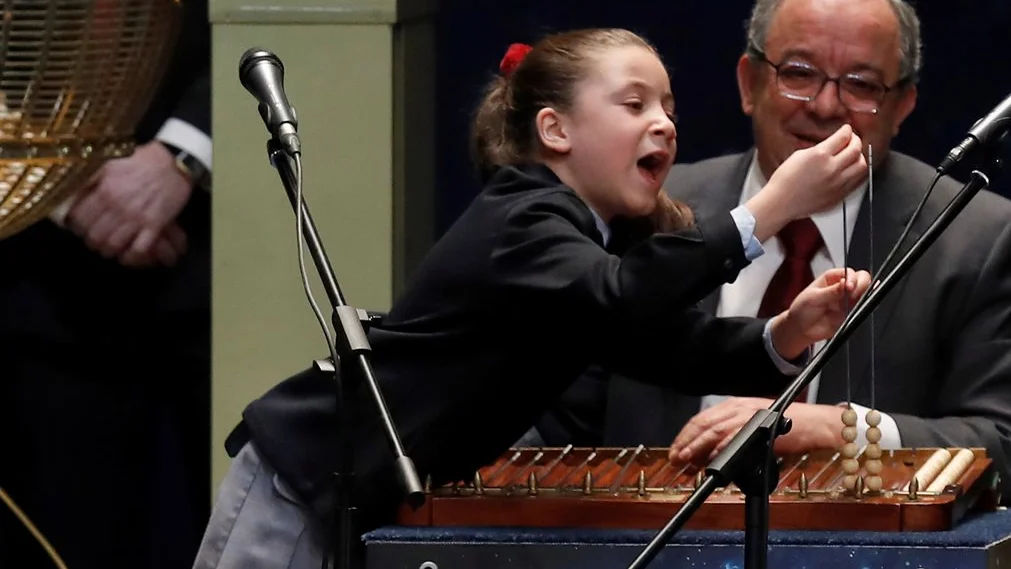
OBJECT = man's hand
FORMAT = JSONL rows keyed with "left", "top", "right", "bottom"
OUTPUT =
{"left": 667, "top": 397, "right": 846, "bottom": 466}
{"left": 65, "top": 141, "right": 193, "bottom": 267}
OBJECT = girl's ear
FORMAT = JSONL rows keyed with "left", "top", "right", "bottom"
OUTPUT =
{"left": 536, "top": 107, "right": 571, "bottom": 154}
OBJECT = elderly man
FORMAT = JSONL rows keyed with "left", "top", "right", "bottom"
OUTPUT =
{"left": 0, "top": 2, "right": 212, "bottom": 567}
{"left": 532, "top": 0, "right": 1011, "bottom": 498}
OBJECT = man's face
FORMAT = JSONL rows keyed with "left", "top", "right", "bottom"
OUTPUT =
{"left": 738, "top": 0, "right": 918, "bottom": 179}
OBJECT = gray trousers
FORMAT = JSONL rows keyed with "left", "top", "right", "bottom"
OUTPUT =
{"left": 191, "top": 441, "right": 326, "bottom": 569}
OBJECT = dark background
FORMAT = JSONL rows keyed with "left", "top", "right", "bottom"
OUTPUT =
{"left": 432, "top": 0, "right": 1011, "bottom": 236}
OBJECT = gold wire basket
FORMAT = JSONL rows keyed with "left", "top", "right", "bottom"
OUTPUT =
{"left": 0, "top": 0, "right": 183, "bottom": 240}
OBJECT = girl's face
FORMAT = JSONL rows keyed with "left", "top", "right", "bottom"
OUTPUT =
{"left": 547, "top": 45, "right": 678, "bottom": 222}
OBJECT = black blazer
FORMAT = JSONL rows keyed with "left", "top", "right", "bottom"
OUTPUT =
{"left": 235, "top": 163, "right": 799, "bottom": 531}
{"left": 0, "top": 0, "right": 210, "bottom": 352}
{"left": 601, "top": 150, "right": 1011, "bottom": 503}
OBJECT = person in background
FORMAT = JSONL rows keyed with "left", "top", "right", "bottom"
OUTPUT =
{"left": 0, "top": 1, "right": 212, "bottom": 567}
{"left": 535, "top": 0, "right": 1011, "bottom": 502}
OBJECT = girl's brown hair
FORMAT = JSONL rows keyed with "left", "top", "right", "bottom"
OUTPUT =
{"left": 470, "top": 28, "right": 693, "bottom": 233}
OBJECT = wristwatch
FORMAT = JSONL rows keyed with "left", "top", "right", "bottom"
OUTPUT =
{"left": 161, "top": 141, "right": 211, "bottom": 190}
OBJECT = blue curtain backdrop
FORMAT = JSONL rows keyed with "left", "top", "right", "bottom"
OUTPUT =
{"left": 432, "top": 0, "right": 1011, "bottom": 237}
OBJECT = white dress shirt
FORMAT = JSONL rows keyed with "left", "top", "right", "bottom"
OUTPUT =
{"left": 585, "top": 193, "right": 804, "bottom": 376}
{"left": 701, "top": 155, "right": 901, "bottom": 450}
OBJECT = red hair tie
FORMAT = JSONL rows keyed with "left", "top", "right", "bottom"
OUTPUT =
{"left": 499, "top": 43, "right": 533, "bottom": 77}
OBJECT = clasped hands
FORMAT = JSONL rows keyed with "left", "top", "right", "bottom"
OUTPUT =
{"left": 62, "top": 141, "right": 193, "bottom": 268}
{"left": 668, "top": 266, "right": 871, "bottom": 466}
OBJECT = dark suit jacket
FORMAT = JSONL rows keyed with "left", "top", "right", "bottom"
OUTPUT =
{"left": 0, "top": 0, "right": 210, "bottom": 354}
{"left": 233, "top": 163, "right": 799, "bottom": 531}
{"left": 602, "top": 149, "right": 1011, "bottom": 501}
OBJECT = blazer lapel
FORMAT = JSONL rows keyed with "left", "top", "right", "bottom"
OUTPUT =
{"left": 653, "top": 152, "right": 754, "bottom": 439}
{"left": 673, "top": 150, "right": 755, "bottom": 223}
{"left": 818, "top": 156, "right": 923, "bottom": 404}
{"left": 687, "top": 150, "right": 756, "bottom": 319}
{"left": 603, "top": 154, "right": 751, "bottom": 445}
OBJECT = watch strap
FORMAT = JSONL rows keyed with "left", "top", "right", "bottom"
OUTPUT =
{"left": 161, "top": 141, "right": 211, "bottom": 190}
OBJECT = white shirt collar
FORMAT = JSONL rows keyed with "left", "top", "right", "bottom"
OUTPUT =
{"left": 741, "top": 153, "right": 868, "bottom": 266}
{"left": 587, "top": 205, "right": 611, "bottom": 247}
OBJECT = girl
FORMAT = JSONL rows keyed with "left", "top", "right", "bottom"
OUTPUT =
{"left": 193, "top": 28, "right": 868, "bottom": 569}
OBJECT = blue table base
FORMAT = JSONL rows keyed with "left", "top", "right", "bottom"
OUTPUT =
{"left": 364, "top": 510, "right": 1011, "bottom": 569}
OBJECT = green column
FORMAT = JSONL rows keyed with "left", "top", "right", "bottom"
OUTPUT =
{"left": 208, "top": 0, "right": 437, "bottom": 491}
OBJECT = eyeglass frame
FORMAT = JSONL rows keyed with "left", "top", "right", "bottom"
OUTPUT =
{"left": 745, "top": 43, "right": 910, "bottom": 115}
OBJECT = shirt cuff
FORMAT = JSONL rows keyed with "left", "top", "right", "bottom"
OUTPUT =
{"left": 730, "top": 205, "right": 765, "bottom": 261}
{"left": 845, "top": 401, "right": 902, "bottom": 449}
{"left": 156, "top": 117, "right": 212, "bottom": 173}
{"left": 762, "top": 318, "right": 810, "bottom": 375}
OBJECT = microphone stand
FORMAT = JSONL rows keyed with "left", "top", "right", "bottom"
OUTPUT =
{"left": 626, "top": 150, "right": 1004, "bottom": 569}
{"left": 265, "top": 138, "right": 426, "bottom": 569}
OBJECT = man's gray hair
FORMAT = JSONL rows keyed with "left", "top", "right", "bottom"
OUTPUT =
{"left": 745, "top": 0, "right": 923, "bottom": 84}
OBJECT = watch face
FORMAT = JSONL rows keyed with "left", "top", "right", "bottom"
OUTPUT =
{"left": 159, "top": 141, "right": 209, "bottom": 188}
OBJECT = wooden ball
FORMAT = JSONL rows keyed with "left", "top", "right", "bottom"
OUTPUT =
{"left": 865, "top": 475, "right": 883, "bottom": 492}
{"left": 843, "top": 474, "right": 858, "bottom": 491}
{"left": 865, "top": 409, "right": 882, "bottom": 427}
{"left": 842, "top": 442, "right": 859, "bottom": 458}
{"left": 842, "top": 426, "right": 858, "bottom": 442}
{"left": 865, "top": 459, "right": 883, "bottom": 475}
{"left": 866, "top": 426, "right": 882, "bottom": 444}
{"left": 842, "top": 458, "right": 860, "bottom": 474}
{"left": 864, "top": 444, "right": 883, "bottom": 460}
{"left": 841, "top": 408, "right": 858, "bottom": 426}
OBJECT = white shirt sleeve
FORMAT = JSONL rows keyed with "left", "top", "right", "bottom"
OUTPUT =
{"left": 155, "top": 117, "right": 212, "bottom": 173}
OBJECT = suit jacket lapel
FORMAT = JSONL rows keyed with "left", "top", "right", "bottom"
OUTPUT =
{"left": 691, "top": 150, "right": 757, "bottom": 316}
{"left": 818, "top": 155, "right": 922, "bottom": 404}
{"left": 649, "top": 151, "right": 754, "bottom": 439}
{"left": 676, "top": 150, "right": 755, "bottom": 227}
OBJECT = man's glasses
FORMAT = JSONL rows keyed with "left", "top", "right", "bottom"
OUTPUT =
{"left": 748, "top": 46, "right": 903, "bottom": 114}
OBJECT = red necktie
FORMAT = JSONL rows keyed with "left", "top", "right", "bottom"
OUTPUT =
{"left": 758, "top": 218, "right": 823, "bottom": 402}
{"left": 758, "top": 218, "right": 824, "bottom": 318}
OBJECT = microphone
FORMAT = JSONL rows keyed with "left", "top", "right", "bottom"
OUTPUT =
{"left": 938, "top": 91, "right": 1011, "bottom": 175}
{"left": 239, "top": 48, "right": 301, "bottom": 156}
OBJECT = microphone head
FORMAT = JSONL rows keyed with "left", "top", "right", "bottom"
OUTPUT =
{"left": 238, "top": 47, "right": 284, "bottom": 91}
{"left": 237, "top": 46, "right": 300, "bottom": 153}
